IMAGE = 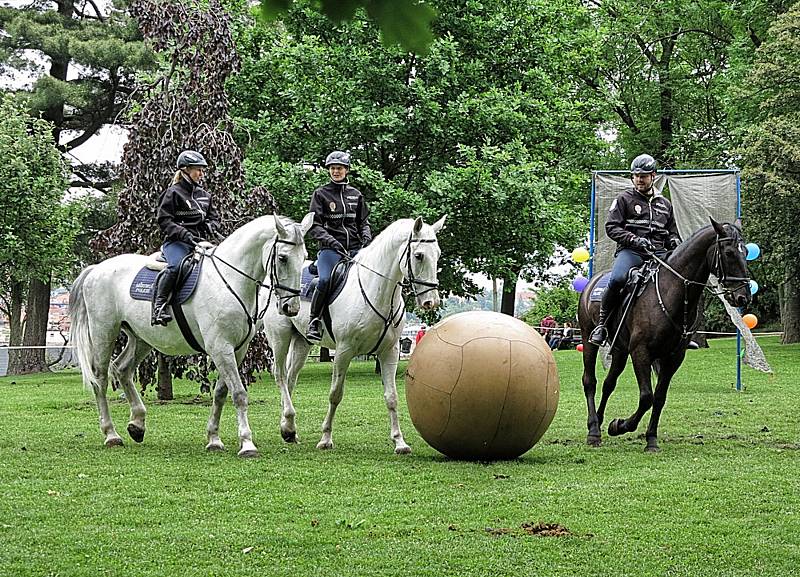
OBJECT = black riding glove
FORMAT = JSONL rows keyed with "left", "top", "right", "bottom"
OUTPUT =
{"left": 632, "top": 237, "right": 654, "bottom": 251}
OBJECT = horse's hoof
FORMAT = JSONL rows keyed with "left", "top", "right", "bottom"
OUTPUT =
{"left": 586, "top": 435, "right": 602, "bottom": 447}
{"left": 281, "top": 429, "right": 299, "bottom": 443}
{"left": 316, "top": 440, "right": 334, "bottom": 450}
{"left": 104, "top": 436, "right": 123, "bottom": 447}
{"left": 206, "top": 441, "right": 226, "bottom": 452}
{"left": 394, "top": 445, "right": 412, "bottom": 455}
{"left": 645, "top": 438, "right": 660, "bottom": 452}
{"left": 127, "top": 423, "right": 145, "bottom": 443}
{"left": 608, "top": 419, "right": 625, "bottom": 437}
{"left": 237, "top": 447, "right": 260, "bottom": 458}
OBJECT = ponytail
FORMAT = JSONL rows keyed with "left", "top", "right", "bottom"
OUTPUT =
{"left": 172, "top": 170, "right": 184, "bottom": 185}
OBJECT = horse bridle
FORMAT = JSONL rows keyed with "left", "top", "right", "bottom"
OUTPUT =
{"left": 206, "top": 235, "right": 302, "bottom": 351}
{"left": 352, "top": 233, "right": 440, "bottom": 355}
{"left": 650, "top": 228, "right": 749, "bottom": 338}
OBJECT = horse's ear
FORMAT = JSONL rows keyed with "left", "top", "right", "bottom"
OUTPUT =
{"left": 709, "top": 216, "right": 725, "bottom": 236}
{"left": 413, "top": 216, "right": 424, "bottom": 235}
{"left": 300, "top": 212, "right": 315, "bottom": 236}
{"left": 734, "top": 218, "right": 742, "bottom": 231}
{"left": 274, "top": 214, "right": 288, "bottom": 237}
{"left": 431, "top": 214, "right": 447, "bottom": 233}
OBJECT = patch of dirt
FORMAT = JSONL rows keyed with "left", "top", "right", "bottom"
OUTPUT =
{"left": 484, "top": 527, "right": 513, "bottom": 536}
{"left": 521, "top": 522, "right": 572, "bottom": 537}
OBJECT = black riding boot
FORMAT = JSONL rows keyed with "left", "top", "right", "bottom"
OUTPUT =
{"left": 151, "top": 269, "right": 178, "bottom": 326}
{"left": 589, "top": 287, "right": 621, "bottom": 346}
{"left": 306, "top": 284, "right": 328, "bottom": 342}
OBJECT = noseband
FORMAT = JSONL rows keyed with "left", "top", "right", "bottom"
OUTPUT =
{"left": 400, "top": 233, "right": 440, "bottom": 298}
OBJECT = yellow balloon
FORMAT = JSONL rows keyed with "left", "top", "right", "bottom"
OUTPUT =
{"left": 572, "top": 247, "right": 590, "bottom": 263}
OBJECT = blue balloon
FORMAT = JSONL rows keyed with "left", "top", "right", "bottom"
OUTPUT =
{"left": 746, "top": 243, "right": 760, "bottom": 261}
{"left": 749, "top": 280, "right": 759, "bottom": 295}
{"left": 572, "top": 275, "right": 589, "bottom": 292}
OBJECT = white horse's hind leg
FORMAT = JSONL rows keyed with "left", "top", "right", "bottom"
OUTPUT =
{"left": 317, "top": 349, "right": 354, "bottom": 450}
{"left": 110, "top": 330, "right": 152, "bottom": 443}
{"left": 378, "top": 344, "right": 411, "bottom": 454}
{"left": 89, "top": 329, "right": 123, "bottom": 447}
{"left": 210, "top": 349, "right": 258, "bottom": 458}
{"left": 206, "top": 380, "right": 228, "bottom": 452}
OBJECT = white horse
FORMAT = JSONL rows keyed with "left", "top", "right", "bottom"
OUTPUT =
{"left": 263, "top": 216, "right": 446, "bottom": 454}
{"left": 70, "top": 213, "right": 314, "bottom": 457}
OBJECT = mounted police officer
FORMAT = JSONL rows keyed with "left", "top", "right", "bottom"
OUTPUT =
{"left": 152, "top": 150, "right": 222, "bottom": 326}
{"left": 306, "top": 150, "right": 372, "bottom": 342}
{"left": 588, "top": 154, "right": 681, "bottom": 346}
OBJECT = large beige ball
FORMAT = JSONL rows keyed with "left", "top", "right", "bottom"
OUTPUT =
{"left": 405, "top": 311, "right": 559, "bottom": 460}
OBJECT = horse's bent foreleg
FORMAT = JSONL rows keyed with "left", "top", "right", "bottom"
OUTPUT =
{"left": 581, "top": 344, "right": 601, "bottom": 446}
{"left": 608, "top": 348, "right": 654, "bottom": 438}
{"left": 317, "top": 350, "right": 354, "bottom": 450}
{"left": 378, "top": 344, "right": 411, "bottom": 454}
{"left": 111, "top": 331, "right": 152, "bottom": 443}
{"left": 596, "top": 348, "right": 628, "bottom": 429}
{"left": 644, "top": 350, "right": 685, "bottom": 452}
{"left": 206, "top": 380, "right": 228, "bottom": 452}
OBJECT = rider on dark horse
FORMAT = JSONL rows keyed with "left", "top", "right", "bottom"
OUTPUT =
{"left": 152, "top": 150, "right": 223, "bottom": 326}
{"left": 588, "top": 154, "right": 682, "bottom": 346}
{"left": 306, "top": 151, "right": 373, "bottom": 342}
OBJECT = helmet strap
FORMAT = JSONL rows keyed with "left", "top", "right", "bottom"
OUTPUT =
{"left": 181, "top": 168, "right": 199, "bottom": 187}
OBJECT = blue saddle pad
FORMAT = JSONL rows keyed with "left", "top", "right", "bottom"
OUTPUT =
{"left": 129, "top": 259, "right": 203, "bottom": 304}
{"left": 299, "top": 261, "right": 351, "bottom": 303}
{"left": 589, "top": 274, "right": 610, "bottom": 302}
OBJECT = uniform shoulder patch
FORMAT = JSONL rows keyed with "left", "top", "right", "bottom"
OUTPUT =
{"left": 609, "top": 199, "right": 618, "bottom": 212}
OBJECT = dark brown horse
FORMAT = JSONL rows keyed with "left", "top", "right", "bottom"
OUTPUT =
{"left": 578, "top": 218, "right": 751, "bottom": 451}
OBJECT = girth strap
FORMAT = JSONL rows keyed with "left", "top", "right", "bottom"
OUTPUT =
{"left": 172, "top": 301, "right": 205, "bottom": 354}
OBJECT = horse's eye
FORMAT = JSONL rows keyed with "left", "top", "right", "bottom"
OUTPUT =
{"left": 414, "top": 253, "right": 424, "bottom": 261}
{"left": 278, "top": 255, "right": 288, "bottom": 263}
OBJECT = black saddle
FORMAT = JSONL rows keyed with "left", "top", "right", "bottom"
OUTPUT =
{"left": 591, "top": 260, "right": 659, "bottom": 348}
{"left": 300, "top": 259, "right": 354, "bottom": 304}
{"left": 129, "top": 253, "right": 202, "bottom": 304}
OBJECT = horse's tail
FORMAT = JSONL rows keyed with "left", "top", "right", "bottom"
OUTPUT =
{"left": 69, "top": 266, "right": 100, "bottom": 394}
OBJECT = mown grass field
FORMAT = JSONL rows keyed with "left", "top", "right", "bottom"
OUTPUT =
{"left": 0, "top": 337, "right": 798, "bottom": 576}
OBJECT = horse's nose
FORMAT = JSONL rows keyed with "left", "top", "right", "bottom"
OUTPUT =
{"left": 736, "top": 294, "right": 750, "bottom": 308}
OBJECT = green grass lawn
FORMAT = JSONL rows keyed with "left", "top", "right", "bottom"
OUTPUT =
{"left": 0, "top": 337, "right": 798, "bottom": 576}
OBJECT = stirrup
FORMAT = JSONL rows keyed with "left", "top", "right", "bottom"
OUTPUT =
{"left": 589, "top": 324, "right": 607, "bottom": 346}
{"left": 306, "top": 319, "right": 322, "bottom": 342}
{"left": 151, "top": 305, "right": 173, "bottom": 326}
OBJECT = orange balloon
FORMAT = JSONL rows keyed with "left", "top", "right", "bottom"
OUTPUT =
{"left": 742, "top": 314, "right": 758, "bottom": 329}
{"left": 576, "top": 343, "right": 584, "bottom": 352}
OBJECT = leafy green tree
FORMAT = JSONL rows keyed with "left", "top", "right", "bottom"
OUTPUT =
{"left": 521, "top": 282, "right": 579, "bottom": 328}
{"left": 259, "top": 0, "right": 436, "bottom": 53}
{"left": 738, "top": 2, "right": 800, "bottom": 343}
{"left": 0, "top": 97, "right": 83, "bottom": 374}
{"left": 230, "top": 0, "right": 606, "bottom": 314}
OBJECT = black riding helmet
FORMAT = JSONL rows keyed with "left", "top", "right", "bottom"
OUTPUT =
{"left": 630, "top": 154, "right": 657, "bottom": 174}
{"left": 177, "top": 150, "right": 208, "bottom": 169}
{"left": 325, "top": 150, "right": 351, "bottom": 168}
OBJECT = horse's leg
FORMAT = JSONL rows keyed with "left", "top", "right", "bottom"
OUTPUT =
{"left": 581, "top": 342, "right": 601, "bottom": 446}
{"left": 207, "top": 347, "right": 259, "bottom": 457}
{"left": 278, "top": 333, "right": 311, "bottom": 443}
{"left": 89, "top": 328, "right": 123, "bottom": 447}
{"left": 317, "top": 349, "right": 355, "bottom": 450}
{"left": 608, "top": 347, "right": 654, "bottom": 438}
{"left": 110, "top": 331, "right": 152, "bottom": 443}
{"left": 205, "top": 378, "right": 228, "bottom": 453}
{"left": 377, "top": 343, "right": 411, "bottom": 454}
{"left": 644, "top": 350, "right": 685, "bottom": 452}
{"left": 596, "top": 347, "right": 629, "bottom": 432}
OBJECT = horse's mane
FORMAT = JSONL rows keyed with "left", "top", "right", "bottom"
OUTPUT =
{"left": 224, "top": 214, "right": 302, "bottom": 246}
{"left": 668, "top": 220, "right": 740, "bottom": 264}
{"left": 355, "top": 218, "right": 420, "bottom": 264}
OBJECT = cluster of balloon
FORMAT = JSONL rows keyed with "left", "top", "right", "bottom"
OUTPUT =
{"left": 743, "top": 242, "right": 761, "bottom": 328}
{"left": 571, "top": 247, "right": 590, "bottom": 293}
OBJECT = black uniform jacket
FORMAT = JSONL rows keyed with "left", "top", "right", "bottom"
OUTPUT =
{"left": 308, "top": 180, "right": 372, "bottom": 252}
{"left": 606, "top": 187, "right": 681, "bottom": 256}
{"left": 157, "top": 176, "right": 220, "bottom": 244}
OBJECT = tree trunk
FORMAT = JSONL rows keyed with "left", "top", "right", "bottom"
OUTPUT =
{"left": 11, "top": 278, "right": 51, "bottom": 374}
{"left": 6, "top": 280, "right": 24, "bottom": 373}
{"left": 782, "top": 268, "right": 800, "bottom": 344}
{"left": 500, "top": 276, "right": 517, "bottom": 316}
{"left": 320, "top": 347, "right": 332, "bottom": 362}
{"left": 657, "top": 37, "right": 676, "bottom": 166}
{"left": 157, "top": 354, "right": 173, "bottom": 400}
